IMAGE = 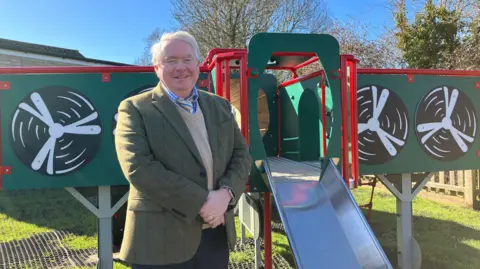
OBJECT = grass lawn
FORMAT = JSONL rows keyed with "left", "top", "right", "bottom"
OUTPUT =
{"left": 353, "top": 186, "right": 480, "bottom": 269}
{"left": 0, "top": 185, "right": 479, "bottom": 268}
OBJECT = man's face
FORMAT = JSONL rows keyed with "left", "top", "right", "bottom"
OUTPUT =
{"left": 155, "top": 39, "right": 200, "bottom": 98}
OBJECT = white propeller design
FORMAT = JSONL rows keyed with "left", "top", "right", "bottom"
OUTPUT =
{"left": 416, "top": 87, "right": 473, "bottom": 152}
{"left": 358, "top": 86, "right": 405, "bottom": 156}
{"left": 18, "top": 92, "right": 101, "bottom": 174}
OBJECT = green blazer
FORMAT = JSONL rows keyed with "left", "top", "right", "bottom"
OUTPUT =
{"left": 114, "top": 83, "right": 252, "bottom": 265}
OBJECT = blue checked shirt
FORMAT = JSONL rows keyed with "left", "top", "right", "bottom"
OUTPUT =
{"left": 164, "top": 83, "right": 199, "bottom": 114}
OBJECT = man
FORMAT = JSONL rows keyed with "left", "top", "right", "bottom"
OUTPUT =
{"left": 114, "top": 31, "right": 252, "bottom": 269}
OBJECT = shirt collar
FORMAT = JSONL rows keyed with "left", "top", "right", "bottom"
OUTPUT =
{"left": 161, "top": 82, "right": 199, "bottom": 114}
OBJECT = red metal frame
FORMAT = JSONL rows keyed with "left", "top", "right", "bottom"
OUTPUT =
{"left": 2, "top": 48, "right": 480, "bottom": 266}
{"left": 0, "top": 66, "right": 210, "bottom": 74}
{"left": 346, "top": 56, "right": 360, "bottom": 187}
{"left": 358, "top": 68, "right": 480, "bottom": 76}
{"left": 277, "top": 70, "right": 324, "bottom": 88}
{"left": 339, "top": 56, "right": 350, "bottom": 183}
{"left": 276, "top": 55, "right": 360, "bottom": 187}
{"left": 205, "top": 49, "right": 272, "bottom": 269}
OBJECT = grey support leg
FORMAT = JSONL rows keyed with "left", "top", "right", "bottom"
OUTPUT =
{"left": 238, "top": 192, "right": 263, "bottom": 269}
{"left": 377, "top": 173, "right": 432, "bottom": 269}
{"left": 66, "top": 186, "right": 129, "bottom": 269}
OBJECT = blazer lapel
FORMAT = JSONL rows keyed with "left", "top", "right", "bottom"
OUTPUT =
{"left": 151, "top": 84, "right": 203, "bottom": 167}
{"left": 198, "top": 92, "right": 218, "bottom": 175}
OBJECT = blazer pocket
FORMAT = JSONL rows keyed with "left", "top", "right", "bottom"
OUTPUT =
{"left": 128, "top": 198, "right": 165, "bottom": 212}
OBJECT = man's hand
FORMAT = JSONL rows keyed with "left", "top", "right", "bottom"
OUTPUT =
{"left": 205, "top": 214, "right": 225, "bottom": 228}
{"left": 200, "top": 188, "right": 231, "bottom": 222}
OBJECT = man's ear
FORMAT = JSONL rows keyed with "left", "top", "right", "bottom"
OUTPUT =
{"left": 154, "top": 65, "right": 159, "bottom": 72}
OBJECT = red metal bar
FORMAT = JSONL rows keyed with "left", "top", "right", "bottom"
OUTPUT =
{"left": 278, "top": 70, "right": 325, "bottom": 88}
{"left": 0, "top": 66, "right": 153, "bottom": 74}
{"left": 263, "top": 192, "right": 272, "bottom": 269}
{"left": 358, "top": 68, "right": 480, "bottom": 76}
{"left": 207, "top": 52, "right": 245, "bottom": 71}
{"left": 292, "top": 56, "right": 319, "bottom": 71}
{"left": 348, "top": 59, "right": 359, "bottom": 188}
{"left": 292, "top": 70, "right": 298, "bottom": 79}
{"left": 239, "top": 54, "right": 249, "bottom": 144}
{"left": 321, "top": 74, "right": 327, "bottom": 158}
{"left": 225, "top": 60, "right": 231, "bottom": 101}
{"left": 201, "top": 48, "right": 247, "bottom": 67}
{"left": 0, "top": 66, "right": 211, "bottom": 74}
{"left": 264, "top": 66, "right": 296, "bottom": 72}
{"left": 352, "top": 60, "right": 360, "bottom": 188}
{"left": 271, "top": 52, "right": 316, "bottom": 57}
{"left": 340, "top": 55, "right": 350, "bottom": 184}
{"left": 215, "top": 60, "right": 223, "bottom": 97}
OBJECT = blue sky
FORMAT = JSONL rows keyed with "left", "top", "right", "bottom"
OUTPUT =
{"left": 0, "top": 0, "right": 409, "bottom": 65}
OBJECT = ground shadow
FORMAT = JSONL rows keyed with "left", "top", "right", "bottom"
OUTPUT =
{"left": 0, "top": 188, "right": 102, "bottom": 237}
{"left": 364, "top": 208, "right": 480, "bottom": 269}
{"left": 270, "top": 207, "right": 479, "bottom": 269}
{"left": 2, "top": 188, "right": 479, "bottom": 269}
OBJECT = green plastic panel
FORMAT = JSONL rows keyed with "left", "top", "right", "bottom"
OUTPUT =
{"left": 0, "top": 71, "right": 209, "bottom": 190}
{"left": 257, "top": 74, "right": 280, "bottom": 157}
{"left": 5, "top": 37, "right": 477, "bottom": 191}
{"left": 246, "top": 32, "right": 341, "bottom": 192}
{"left": 278, "top": 76, "right": 334, "bottom": 162}
{"left": 357, "top": 74, "right": 480, "bottom": 175}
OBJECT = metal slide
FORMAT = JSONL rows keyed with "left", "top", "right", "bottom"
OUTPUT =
{"left": 263, "top": 157, "right": 392, "bottom": 269}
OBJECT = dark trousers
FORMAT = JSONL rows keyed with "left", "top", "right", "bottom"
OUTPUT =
{"left": 131, "top": 226, "right": 229, "bottom": 269}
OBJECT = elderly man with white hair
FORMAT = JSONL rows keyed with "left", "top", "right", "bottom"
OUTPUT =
{"left": 114, "top": 31, "right": 252, "bottom": 269}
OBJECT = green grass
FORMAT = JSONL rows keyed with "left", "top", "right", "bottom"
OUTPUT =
{"left": 0, "top": 186, "right": 479, "bottom": 268}
{"left": 353, "top": 186, "right": 480, "bottom": 269}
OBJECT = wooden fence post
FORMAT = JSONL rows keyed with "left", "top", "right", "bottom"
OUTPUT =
{"left": 464, "top": 170, "right": 479, "bottom": 210}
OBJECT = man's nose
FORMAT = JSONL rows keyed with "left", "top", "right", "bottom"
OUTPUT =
{"left": 174, "top": 62, "right": 187, "bottom": 71}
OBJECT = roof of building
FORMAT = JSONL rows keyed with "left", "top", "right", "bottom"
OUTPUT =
{"left": 0, "top": 38, "right": 132, "bottom": 66}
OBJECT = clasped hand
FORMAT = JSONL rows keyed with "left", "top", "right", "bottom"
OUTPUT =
{"left": 199, "top": 189, "right": 231, "bottom": 228}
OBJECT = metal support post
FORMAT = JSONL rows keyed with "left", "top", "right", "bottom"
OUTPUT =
{"left": 66, "top": 186, "right": 129, "bottom": 269}
{"left": 97, "top": 186, "right": 113, "bottom": 269}
{"left": 376, "top": 173, "right": 432, "bottom": 269}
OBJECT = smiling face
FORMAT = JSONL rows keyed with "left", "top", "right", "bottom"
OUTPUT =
{"left": 154, "top": 39, "right": 200, "bottom": 98}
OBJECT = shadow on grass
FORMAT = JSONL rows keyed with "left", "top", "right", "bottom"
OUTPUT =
{"left": 2, "top": 187, "right": 479, "bottom": 269}
{"left": 364, "top": 209, "right": 480, "bottom": 269}
{"left": 0, "top": 188, "right": 102, "bottom": 238}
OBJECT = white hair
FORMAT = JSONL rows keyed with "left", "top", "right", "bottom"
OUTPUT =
{"left": 150, "top": 31, "right": 201, "bottom": 65}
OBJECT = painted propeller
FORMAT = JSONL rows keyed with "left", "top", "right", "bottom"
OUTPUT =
{"left": 10, "top": 86, "right": 102, "bottom": 176}
{"left": 357, "top": 85, "right": 409, "bottom": 165}
{"left": 415, "top": 85, "right": 476, "bottom": 161}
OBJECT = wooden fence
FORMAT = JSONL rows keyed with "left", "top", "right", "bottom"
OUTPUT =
{"left": 423, "top": 169, "right": 480, "bottom": 209}
{"left": 360, "top": 170, "right": 479, "bottom": 209}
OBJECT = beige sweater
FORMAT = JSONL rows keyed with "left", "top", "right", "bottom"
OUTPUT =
{"left": 176, "top": 105, "right": 214, "bottom": 190}
{"left": 176, "top": 106, "right": 215, "bottom": 229}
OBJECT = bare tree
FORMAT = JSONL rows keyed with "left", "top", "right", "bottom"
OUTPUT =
{"left": 134, "top": 27, "right": 167, "bottom": 66}
{"left": 135, "top": 0, "right": 405, "bottom": 73}
{"left": 328, "top": 19, "right": 405, "bottom": 68}
{"left": 170, "top": 0, "right": 332, "bottom": 58}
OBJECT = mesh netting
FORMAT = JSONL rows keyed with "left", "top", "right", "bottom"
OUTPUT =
{"left": 0, "top": 188, "right": 293, "bottom": 269}
{"left": 0, "top": 230, "right": 97, "bottom": 268}
{"left": 0, "top": 188, "right": 100, "bottom": 269}
{"left": 229, "top": 237, "right": 293, "bottom": 269}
